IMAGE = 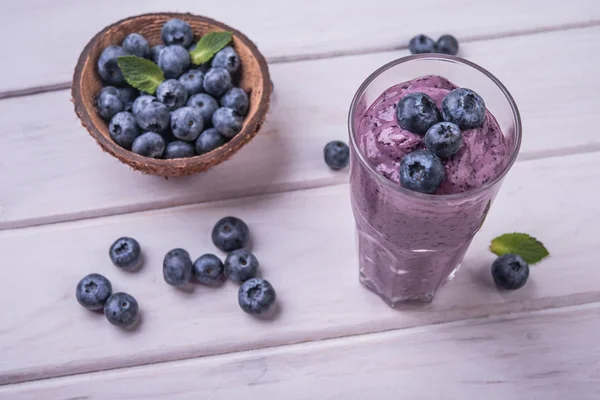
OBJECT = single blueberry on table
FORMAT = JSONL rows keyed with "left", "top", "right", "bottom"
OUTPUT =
{"left": 150, "top": 44, "right": 165, "bottom": 64}
{"left": 163, "top": 248, "right": 193, "bottom": 286}
{"left": 324, "top": 141, "right": 350, "bottom": 170}
{"left": 158, "top": 45, "right": 191, "bottom": 79}
{"left": 212, "top": 216, "right": 250, "bottom": 252}
{"left": 104, "top": 292, "right": 139, "bottom": 328}
{"left": 171, "top": 106, "right": 204, "bottom": 141}
{"left": 195, "top": 128, "right": 227, "bottom": 154}
{"left": 156, "top": 79, "right": 189, "bottom": 111}
{"left": 409, "top": 35, "right": 437, "bottom": 54}
{"left": 423, "top": 122, "right": 463, "bottom": 158}
{"left": 442, "top": 88, "right": 486, "bottom": 130}
{"left": 203, "top": 68, "right": 232, "bottom": 97}
{"left": 131, "top": 132, "right": 166, "bottom": 158}
{"left": 164, "top": 140, "right": 196, "bottom": 159}
{"left": 178, "top": 69, "right": 204, "bottom": 95}
{"left": 396, "top": 92, "right": 441, "bottom": 135}
{"left": 76, "top": 273, "right": 112, "bottom": 311}
{"left": 116, "top": 87, "right": 138, "bottom": 112}
{"left": 399, "top": 149, "right": 445, "bottom": 194}
{"left": 238, "top": 278, "right": 276, "bottom": 315}
{"left": 122, "top": 33, "right": 150, "bottom": 58}
{"left": 492, "top": 254, "right": 529, "bottom": 290}
{"left": 96, "top": 87, "right": 123, "bottom": 121}
{"left": 136, "top": 101, "right": 170, "bottom": 132}
{"left": 436, "top": 34, "right": 459, "bottom": 56}
{"left": 132, "top": 95, "right": 156, "bottom": 117}
{"left": 212, "top": 107, "right": 243, "bottom": 138}
{"left": 109, "top": 112, "right": 140, "bottom": 149}
{"left": 161, "top": 18, "right": 194, "bottom": 47}
{"left": 220, "top": 87, "right": 249, "bottom": 116}
{"left": 187, "top": 93, "right": 219, "bottom": 124}
{"left": 97, "top": 45, "right": 129, "bottom": 85}
{"left": 109, "top": 237, "right": 142, "bottom": 271}
{"left": 225, "top": 249, "right": 259, "bottom": 284}
{"left": 193, "top": 254, "right": 225, "bottom": 286}
{"left": 211, "top": 46, "right": 241, "bottom": 75}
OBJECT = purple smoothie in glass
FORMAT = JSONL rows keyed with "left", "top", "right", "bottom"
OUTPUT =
{"left": 348, "top": 56, "right": 521, "bottom": 307}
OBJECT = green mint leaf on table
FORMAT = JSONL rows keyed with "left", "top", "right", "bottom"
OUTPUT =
{"left": 490, "top": 233, "right": 549, "bottom": 265}
{"left": 117, "top": 56, "right": 164, "bottom": 94}
{"left": 190, "top": 31, "right": 233, "bottom": 65}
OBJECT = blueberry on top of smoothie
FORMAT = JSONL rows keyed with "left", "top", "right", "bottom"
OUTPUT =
{"left": 399, "top": 150, "right": 445, "bottom": 194}
{"left": 396, "top": 92, "right": 441, "bottom": 135}
{"left": 442, "top": 88, "right": 486, "bottom": 130}
{"left": 423, "top": 122, "right": 463, "bottom": 158}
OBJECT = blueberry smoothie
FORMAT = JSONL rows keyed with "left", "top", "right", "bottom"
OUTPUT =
{"left": 349, "top": 68, "right": 518, "bottom": 306}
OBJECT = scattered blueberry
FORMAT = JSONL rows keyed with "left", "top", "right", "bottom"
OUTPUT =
{"left": 225, "top": 249, "right": 259, "bottom": 284}
{"left": 220, "top": 87, "right": 249, "bottom": 116}
{"left": 163, "top": 248, "right": 193, "bottom": 286}
{"left": 436, "top": 35, "right": 459, "bottom": 56}
{"left": 122, "top": 33, "right": 150, "bottom": 58}
{"left": 109, "top": 237, "right": 142, "bottom": 271}
{"left": 212, "top": 216, "right": 250, "bottom": 252}
{"left": 178, "top": 69, "right": 204, "bottom": 95}
{"left": 442, "top": 88, "right": 486, "bottom": 130}
{"left": 187, "top": 93, "right": 219, "bottom": 124}
{"left": 324, "top": 141, "right": 350, "bottom": 170}
{"left": 203, "top": 68, "right": 232, "bottom": 97}
{"left": 193, "top": 254, "right": 225, "bottom": 286}
{"left": 76, "top": 273, "right": 112, "bottom": 311}
{"left": 136, "top": 101, "right": 170, "bottom": 132}
{"left": 96, "top": 86, "right": 123, "bottom": 120}
{"left": 211, "top": 46, "right": 240, "bottom": 75}
{"left": 109, "top": 111, "right": 140, "bottom": 149}
{"left": 423, "top": 122, "right": 463, "bottom": 158}
{"left": 156, "top": 79, "right": 189, "bottom": 111}
{"left": 150, "top": 44, "right": 165, "bottom": 64}
{"left": 132, "top": 95, "right": 156, "bottom": 117}
{"left": 195, "top": 128, "right": 226, "bottom": 154}
{"left": 104, "top": 292, "right": 139, "bottom": 327}
{"left": 161, "top": 18, "right": 194, "bottom": 48}
{"left": 164, "top": 140, "right": 196, "bottom": 159}
{"left": 492, "top": 254, "right": 529, "bottom": 290}
{"left": 409, "top": 35, "right": 436, "bottom": 54}
{"left": 171, "top": 106, "right": 204, "bottom": 141}
{"left": 131, "top": 132, "right": 166, "bottom": 158}
{"left": 97, "top": 45, "right": 129, "bottom": 85}
{"left": 116, "top": 87, "right": 138, "bottom": 111}
{"left": 238, "top": 278, "right": 276, "bottom": 315}
{"left": 212, "top": 107, "right": 243, "bottom": 138}
{"left": 158, "top": 45, "right": 190, "bottom": 79}
{"left": 399, "top": 149, "right": 445, "bottom": 194}
{"left": 396, "top": 92, "right": 441, "bottom": 135}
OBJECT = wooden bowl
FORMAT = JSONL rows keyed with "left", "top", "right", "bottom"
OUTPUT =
{"left": 72, "top": 12, "right": 271, "bottom": 177}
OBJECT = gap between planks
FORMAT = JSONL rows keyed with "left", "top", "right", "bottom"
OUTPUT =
{"left": 1, "top": 18, "right": 599, "bottom": 101}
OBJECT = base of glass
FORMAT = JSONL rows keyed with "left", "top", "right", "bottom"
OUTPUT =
{"left": 359, "top": 263, "right": 462, "bottom": 308}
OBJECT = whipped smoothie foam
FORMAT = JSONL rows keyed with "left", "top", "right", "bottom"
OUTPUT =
{"left": 349, "top": 70, "right": 517, "bottom": 306}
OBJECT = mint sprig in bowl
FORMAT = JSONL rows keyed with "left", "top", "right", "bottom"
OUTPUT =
{"left": 72, "top": 13, "right": 271, "bottom": 177}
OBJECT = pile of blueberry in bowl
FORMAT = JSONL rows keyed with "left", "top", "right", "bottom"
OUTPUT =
{"left": 72, "top": 13, "right": 271, "bottom": 177}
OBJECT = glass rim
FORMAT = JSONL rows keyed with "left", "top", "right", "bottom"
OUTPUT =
{"left": 348, "top": 54, "right": 522, "bottom": 201}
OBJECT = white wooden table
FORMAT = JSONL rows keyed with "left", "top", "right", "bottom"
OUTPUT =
{"left": 1, "top": 1, "right": 599, "bottom": 398}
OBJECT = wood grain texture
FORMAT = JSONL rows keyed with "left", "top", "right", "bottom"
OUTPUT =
{"left": 2, "top": 303, "right": 599, "bottom": 400}
{"left": 1, "top": 0, "right": 599, "bottom": 93}
{"left": 2, "top": 26, "right": 600, "bottom": 229}
{"left": 0, "top": 152, "right": 599, "bottom": 384}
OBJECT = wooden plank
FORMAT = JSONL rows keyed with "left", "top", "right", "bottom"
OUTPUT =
{"left": 1, "top": 303, "right": 598, "bottom": 400}
{"left": 2, "top": 26, "right": 600, "bottom": 230}
{"left": 1, "top": 0, "right": 599, "bottom": 93}
{"left": 0, "top": 152, "right": 599, "bottom": 384}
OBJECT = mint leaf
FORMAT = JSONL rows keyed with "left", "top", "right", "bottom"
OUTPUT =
{"left": 190, "top": 31, "right": 232, "bottom": 65}
{"left": 490, "top": 233, "right": 549, "bottom": 265}
{"left": 117, "top": 56, "right": 164, "bottom": 94}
